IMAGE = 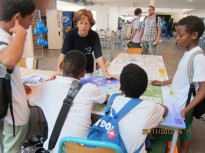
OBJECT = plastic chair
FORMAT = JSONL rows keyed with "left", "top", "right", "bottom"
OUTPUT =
{"left": 58, "top": 136, "right": 124, "bottom": 153}
{"left": 127, "top": 48, "right": 142, "bottom": 54}
{"left": 167, "top": 141, "right": 178, "bottom": 153}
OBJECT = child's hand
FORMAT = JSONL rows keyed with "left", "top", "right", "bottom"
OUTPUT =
{"left": 150, "top": 80, "right": 162, "bottom": 86}
{"left": 49, "top": 72, "right": 62, "bottom": 80}
{"left": 23, "top": 84, "right": 32, "bottom": 94}
{"left": 163, "top": 105, "right": 169, "bottom": 116}
{"left": 9, "top": 19, "right": 26, "bottom": 34}
{"left": 181, "top": 109, "right": 188, "bottom": 120}
{"left": 105, "top": 73, "right": 118, "bottom": 80}
{"left": 125, "top": 39, "right": 131, "bottom": 44}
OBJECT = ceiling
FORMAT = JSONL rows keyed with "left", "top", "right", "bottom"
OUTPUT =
{"left": 60, "top": 0, "right": 205, "bottom": 9}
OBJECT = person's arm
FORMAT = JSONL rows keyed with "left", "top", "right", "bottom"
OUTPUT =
{"left": 57, "top": 53, "right": 65, "bottom": 73}
{"left": 181, "top": 81, "right": 205, "bottom": 119}
{"left": 0, "top": 20, "right": 27, "bottom": 69}
{"left": 150, "top": 79, "right": 173, "bottom": 86}
{"left": 139, "top": 26, "right": 144, "bottom": 43}
{"left": 96, "top": 57, "right": 117, "bottom": 79}
{"left": 161, "top": 105, "right": 169, "bottom": 116}
{"left": 57, "top": 31, "right": 72, "bottom": 72}
{"left": 23, "top": 83, "right": 32, "bottom": 94}
{"left": 93, "top": 32, "right": 117, "bottom": 79}
{"left": 156, "top": 17, "right": 162, "bottom": 44}
{"left": 126, "top": 29, "right": 137, "bottom": 44}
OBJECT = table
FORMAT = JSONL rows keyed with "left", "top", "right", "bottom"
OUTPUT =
{"left": 95, "top": 53, "right": 184, "bottom": 153}
{"left": 21, "top": 66, "right": 184, "bottom": 153}
{"left": 107, "top": 53, "right": 168, "bottom": 81}
{"left": 91, "top": 85, "right": 185, "bottom": 153}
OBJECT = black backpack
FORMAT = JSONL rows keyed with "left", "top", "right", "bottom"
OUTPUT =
{"left": 0, "top": 41, "right": 15, "bottom": 136}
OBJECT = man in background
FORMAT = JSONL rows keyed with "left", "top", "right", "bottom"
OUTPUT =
{"left": 126, "top": 8, "right": 142, "bottom": 48}
{"left": 140, "top": 6, "right": 162, "bottom": 55}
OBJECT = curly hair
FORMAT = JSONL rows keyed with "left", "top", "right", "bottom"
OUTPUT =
{"left": 120, "top": 63, "right": 148, "bottom": 98}
{"left": 61, "top": 50, "right": 87, "bottom": 78}
{"left": 73, "top": 9, "right": 95, "bottom": 27}
{"left": 1, "top": 0, "right": 35, "bottom": 21}
{"left": 177, "top": 16, "right": 205, "bottom": 39}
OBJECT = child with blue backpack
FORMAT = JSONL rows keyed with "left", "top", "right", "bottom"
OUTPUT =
{"left": 88, "top": 63, "right": 168, "bottom": 153}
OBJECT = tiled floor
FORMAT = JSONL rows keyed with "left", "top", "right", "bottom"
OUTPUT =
{"left": 31, "top": 38, "right": 205, "bottom": 153}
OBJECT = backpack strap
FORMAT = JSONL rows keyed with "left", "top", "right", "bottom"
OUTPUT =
{"left": 186, "top": 50, "right": 204, "bottom": 107}
{"left": 187, "top": 50, "right": 204, "bottom": 83}
{"left": 105, "top": 93, "right": 120, "bottom": 114}
{"left": 0, "top": 41, "right": 15, "bottom": 137}
{"left": 134, "top": 143, "right": 144, "bottom": 153}
{"left": 117, "top": 98, "right": 142, "bottom": 120}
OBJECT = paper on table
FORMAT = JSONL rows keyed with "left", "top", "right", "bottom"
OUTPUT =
{"left": 22, "top": 74, "right": 48, "bottom": 87}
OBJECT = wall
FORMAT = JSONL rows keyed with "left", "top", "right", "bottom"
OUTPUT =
{"left": 34, "top": 0, "right": 56, "bottom": 16}
{"left": 87, "top": 6, "right": 109, "bottom": 31}
{"left": 185, "top": 9, "right": 205, "bottom": 18}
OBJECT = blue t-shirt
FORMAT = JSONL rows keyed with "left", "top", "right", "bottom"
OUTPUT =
{"left": 61, "top": 28, "right": 102, "bottom": 73}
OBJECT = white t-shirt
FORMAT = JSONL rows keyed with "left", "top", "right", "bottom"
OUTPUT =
{"left": 29, "top": 76, "right": 106, "bottom": 153}
{"left": 172, "top": 46, "right": 205, "bottom": 109}
{"left": 0, "top": 28, "right": 30, "bottom": 126}
{"left": 132, "top": 17, "right": 140, "bottom": 43}
{"left": 110, "top": 95, "right": 164, "bottom": 153}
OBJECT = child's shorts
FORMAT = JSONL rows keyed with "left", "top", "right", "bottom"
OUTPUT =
{"left": 152, "top": 110, "right": 193, "bottom": 141}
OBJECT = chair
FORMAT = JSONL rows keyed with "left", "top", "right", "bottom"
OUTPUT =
{"left": 19, "top": 58, "right": 38, "bottom": 69}
{"left": 167, "top": 141, "right": 178, "bottom": 153}
{"left": 127, "top": 48, "right": 142, "bottom": 54}
{"left": 58, "top": 136, "right": 124, "bottom": 153}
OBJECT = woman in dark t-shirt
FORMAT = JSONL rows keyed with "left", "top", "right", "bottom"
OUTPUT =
{"left": 57, "top": 9, "right": 113, "bottom": 78}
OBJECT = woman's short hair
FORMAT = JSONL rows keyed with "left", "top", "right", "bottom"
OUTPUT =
{"left": 73, "top": 9, "right": 95, "bottom": 27}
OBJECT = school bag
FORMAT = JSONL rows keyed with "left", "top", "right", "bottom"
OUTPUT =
{"left": 87, "top": 93, "right": 145, "bottom": 153}
{"left": 186, "top": 50, "right": 205, "bottom": 120}
{"left": 121, "top": 18, "right": 139, "bottom": 40}
{"left": 20, "top": 80, "right": 83, "bottom": 152}
{"left": 0, "top": 41, "right": 15, "bottom": 136}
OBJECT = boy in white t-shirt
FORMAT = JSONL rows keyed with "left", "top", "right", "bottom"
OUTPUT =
{"left": 0, "top": 1, "right": 35, "bottom": 153}
{"left": 29, "top": 50, "right": 108, "bottom": 153}
{"left": 151, "top": 16, "right": 205, "bottom": 153}
{"left": 126, "top": 8, "right": 142, "bottom": 48}
{"left": 109, "top": 63, "right": 168, "bottom": 153}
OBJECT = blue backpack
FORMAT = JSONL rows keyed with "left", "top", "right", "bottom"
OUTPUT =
{"left": 87, "top": 93, "right": 144, "bottom": 153}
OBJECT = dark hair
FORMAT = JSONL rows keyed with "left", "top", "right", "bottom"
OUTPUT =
{"left": 148, "top": 6, "right": 155, "bottom": 10}
{"left": 120, "top": 63, "right": 148, "bottom": 98}
{"left": 177, "top": 15, "right": 205, "bottom": 39}
{"left": 134, "top": 8, "right": 142, "bottom": 16}
{"left": 62, "top": 50, "right": 87, "bottom": 78}
{"left": 1, "top": 0, "right": 35, "bottom": 21}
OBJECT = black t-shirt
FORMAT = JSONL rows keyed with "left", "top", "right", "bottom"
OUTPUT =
{"left": 61, "top": 28, "right": 102, "bottom": 73}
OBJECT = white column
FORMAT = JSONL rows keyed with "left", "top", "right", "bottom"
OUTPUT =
{"left": 150, "top": 0, "right": 155, "bottom": 6}
{"left": 22, "top": 26, "right": 34, "bottom": 58}
{"left": 51, "top": 0, "right": 57, "bottom": 9}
